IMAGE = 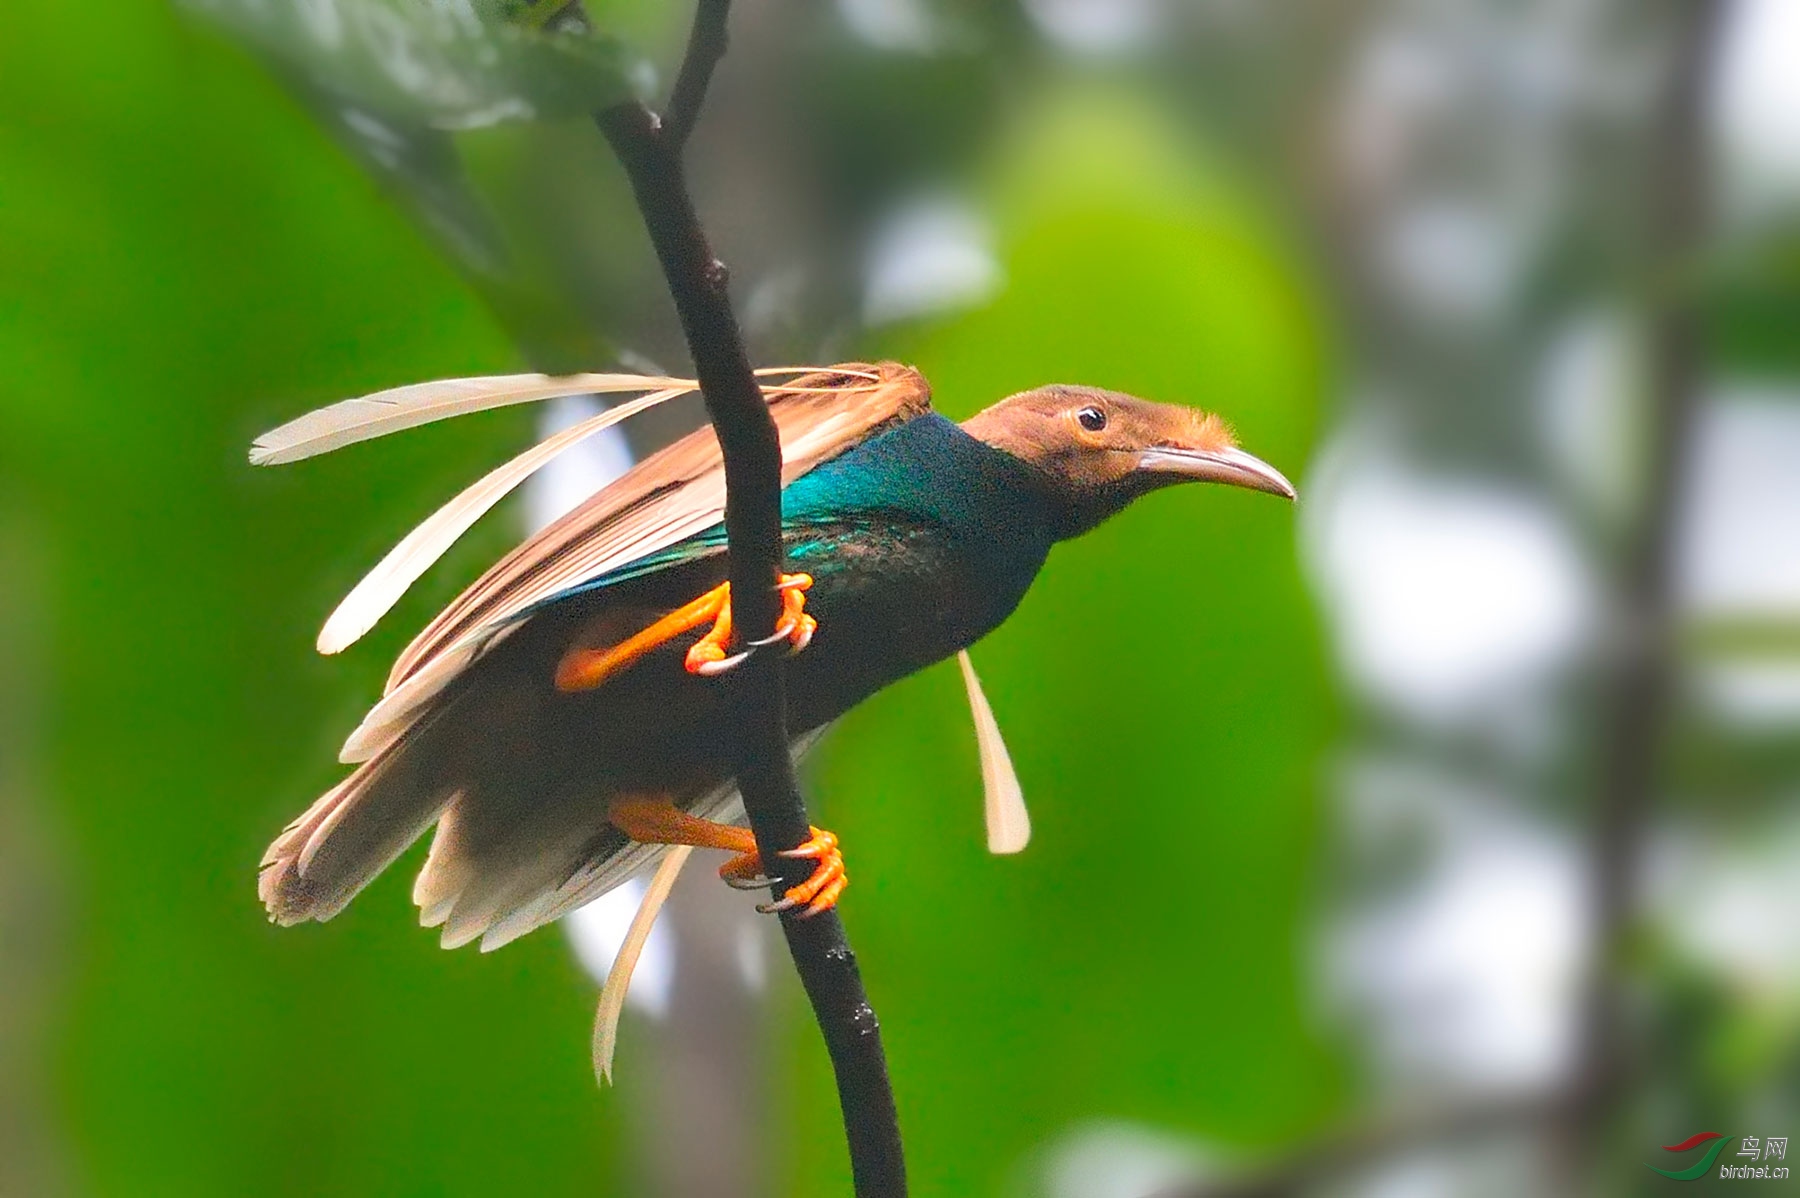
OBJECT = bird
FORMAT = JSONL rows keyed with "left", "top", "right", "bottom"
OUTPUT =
{"left": 254, "top": 361, "right": 1295, "bottom": 959}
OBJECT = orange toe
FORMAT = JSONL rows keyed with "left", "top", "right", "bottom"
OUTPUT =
{"left": 761, "top": 827, "right": 848, "bottom": 918}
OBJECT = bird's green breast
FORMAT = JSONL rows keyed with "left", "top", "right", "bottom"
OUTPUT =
{"left": 776, "top": 413, "right": 1058, "bottom": 729}
{"left": 783, "top": 413, "right": 1056, "bottom": 610}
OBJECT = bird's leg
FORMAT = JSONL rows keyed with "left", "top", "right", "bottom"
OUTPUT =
{"left": 556, "top": 575, "right": 816, "bottom": 692}
{"left": 556, "top": 584, "right": 730, "bottom": 692}
{"left": 607, "top": 796, "right": 849, "bottom": 918}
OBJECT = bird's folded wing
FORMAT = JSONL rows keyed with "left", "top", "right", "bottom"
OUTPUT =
{"left": 331, "top": 364, "right": 931, "bottom": 762}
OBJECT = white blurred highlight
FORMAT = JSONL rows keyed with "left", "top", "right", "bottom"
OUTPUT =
{"left": 1033, "top": 1121, "right": 1212, "bottom": 1198}
{"left": 1325, "top": 758, "right": 1585, "bottom": 1090}
{"left": 862, "top": 194, "right": 1000, "bottom": 326}
{"left": 523, "top": 393, "right": 637, "bottom": 534}
{"left": 1304, "top": 421, "right": 1594, "bottom": 729}
{"left": 1534, "top": 309, "right": 1637, "bottom": 522}
{"left": 1376, "top": 199, "right": 1525, "bottom": 328}
{"left": 1681, "top": 391, "right": 1800, "bottom": 616}
{"left": 568, "top": 876, "right": 676, "bottom": 1018}
{"left": 1657, "top": 812, "right": 1800, "bottom": 1000}
{"left": 1716, "top": 0, "right": 1800, "bottom": 214}
{"left": 1682, "top": 390, "right": 1800, "bottom": 726}
{"left": 1024, "top": 0, "right": 1165, "bottom": 56}
{"left": 836, "top": 0, "right": 938, "bottom": 54}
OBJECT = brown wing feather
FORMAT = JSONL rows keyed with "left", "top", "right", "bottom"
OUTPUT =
{"left": 385, "top": 362, "right": 930, "bottom": 695}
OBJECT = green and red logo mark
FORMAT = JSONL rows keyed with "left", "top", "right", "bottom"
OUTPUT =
{"left": 1650, "top": 1132, "right": 1791, "bottom": 1180}
{"left": 1649, "top": 1133, "right": 1734, "bottom": 1181}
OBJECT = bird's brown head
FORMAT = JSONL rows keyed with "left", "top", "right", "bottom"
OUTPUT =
{"left": 961, "top": 384, "right": 1296, "bottom": 539}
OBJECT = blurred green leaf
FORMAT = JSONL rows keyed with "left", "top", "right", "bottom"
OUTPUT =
{"left": 1687, "top": 615, "right": 1800, "bottom": 662}
{"left": 305, "top": 97, "right": 513, "bottom": 274}
{"left": 178, "top": 0, "right": 654, "bottom": 366}
{"left": 185, "top": 0, "right": 639, "bottom": 129}
{"left": 1709, "top": 224, "right": 1800, "bottom": 380}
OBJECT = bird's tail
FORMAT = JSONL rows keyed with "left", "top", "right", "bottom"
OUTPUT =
{"left": 258, "top": 729, "right": 456, "bottom": 927}
{"left": 257, "top": 643, "right": 709, "bottom": 952}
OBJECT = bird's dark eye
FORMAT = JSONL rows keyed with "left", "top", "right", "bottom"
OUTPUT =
{"left": 1076, "top": 405, "right": 1107, "bottom": 432}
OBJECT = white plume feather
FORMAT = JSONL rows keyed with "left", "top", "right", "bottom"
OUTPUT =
{"left": 958, "top": 650, "right": 1029, "bottom": 854}
{"left": 316, "top": 386, "right": 693, "bottom": 655}
{"left": 592, "top": 846, "right": 692, "bottom": 1085}
{"left": 250, "top": 373, "right": 691, "bottom": 466}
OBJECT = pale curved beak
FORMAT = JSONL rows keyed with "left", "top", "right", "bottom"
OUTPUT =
{"left": 1136, "top": 445, "right": 1298, "bottom": 500}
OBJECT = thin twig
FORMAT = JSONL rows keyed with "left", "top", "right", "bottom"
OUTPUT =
{"left": 664, "top": 0, "right": 732, "bottom": 153}
{"left": 594, "top": 5, "right": 907, "bottom": 1194}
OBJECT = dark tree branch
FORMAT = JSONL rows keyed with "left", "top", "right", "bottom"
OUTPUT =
{"left": 1567, "top": 0, "right": 1724, "bottom": 1169}
{"left": 1167, "top": 10, "right": 1727, "bottom": 1198}
{"left": 594, "top": 6, "right": 906, "bottom": 1195}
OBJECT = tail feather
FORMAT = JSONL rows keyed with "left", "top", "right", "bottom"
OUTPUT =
{"left": 419, "top": 769, "right": 653, "bottom": 952}
{"left": 434, "top": 799, "right": 616, "bottom": 951}
{"left": 259, "top": 741, "right": 456, "bottom": 925}
{"left": 412, "top": 799, "right": 471, "bottom": 927}
{"left": 429, "top": 726, "right": 826, "bottom": 951}
{"left": 471, "top": 781, "right": 745, "bottom": 952}
{"left": 258, "top": 776, "right": 355, "bottom": 922}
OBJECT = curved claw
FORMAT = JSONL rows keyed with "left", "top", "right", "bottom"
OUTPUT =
{"left": 718, "top": 847, "right": 773, "bottom": 890}
{"left": 756, "top": 874, "right": 844, "bottom": 919}
{"left": 746, "top": 618, "right": 798, "bottom": 649}
{"left": 693, "top": 650, "right": 751, "bottom": 677}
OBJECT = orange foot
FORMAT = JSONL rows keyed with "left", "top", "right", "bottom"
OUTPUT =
{"left": 556, "top": 573, "right": 816, "bottom": 692}
{"left": 719, "top": 826, "right": 848, "bottom": 918}
{"left": 608, "top": 797, "right": 849, "bottom": 919}
{"left": 685, "top": 573, "right": 815, "bottom": 676}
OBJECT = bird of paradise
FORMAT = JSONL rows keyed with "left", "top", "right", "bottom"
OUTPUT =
{"left": 252, "top": 362, "right": 1295, "bottom": 1075}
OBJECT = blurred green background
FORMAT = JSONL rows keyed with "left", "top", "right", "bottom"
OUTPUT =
{"left": 3, "top": 1, "right": 1797, "bottom": 1195}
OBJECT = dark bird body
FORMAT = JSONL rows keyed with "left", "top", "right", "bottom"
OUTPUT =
{"left": 258, "top": 363, "right": 1294, "bottom": 950}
